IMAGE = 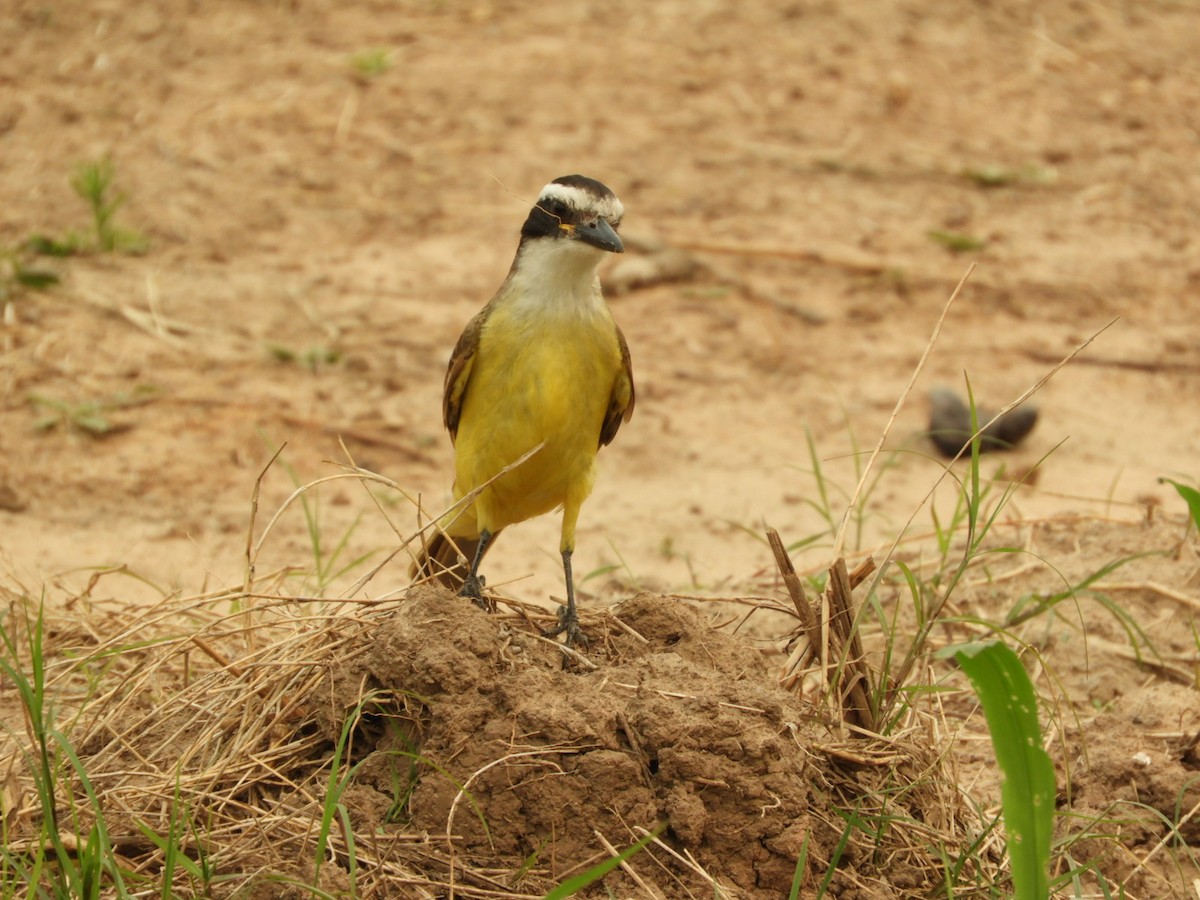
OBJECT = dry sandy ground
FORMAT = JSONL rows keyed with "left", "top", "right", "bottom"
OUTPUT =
{"left": 2, "top": 0, "right": 1199, "bottom": 896}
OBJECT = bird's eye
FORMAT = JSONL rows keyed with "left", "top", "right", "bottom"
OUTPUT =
{"left": 543, "top": 199, "right": 567, "bottom": 218}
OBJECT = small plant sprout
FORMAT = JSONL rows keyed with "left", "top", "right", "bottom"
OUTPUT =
{"left": 948, "top": 641, "right": 1055, "bottom": 900}
{"left": 1159, "top": 476, "right": 1200, "bottom": 532}
{"left": 28, "top": 386, "right": 158, "bottom": 437}
{"left": 961, "top": 163, "right": 1058, "bottom": 188}
{"left": 71, "top": 157, "right": 148, "bottom": 253}
{"left": 0, "top": 245, "right": 60, "bottom": 304}
{"left": 928, "top": 229, "right": 986, "bottom": 253}
{"left": 28, "top": 157, "right": 148, "bottom": 256}
{"left": 349, "top": 48, "right": 393, "bottom": 81}
{"left": 266, "top": 342, "right": 343, "bottom": 373}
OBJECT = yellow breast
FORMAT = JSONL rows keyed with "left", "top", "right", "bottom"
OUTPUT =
{"left": 451, "top": 299, "right": 623, "bottom": 534}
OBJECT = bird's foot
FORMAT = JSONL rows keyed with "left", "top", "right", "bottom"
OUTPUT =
{"left": 543, "top": 604, "right": 589, "bottom": 650}
{"left": 457, "top": 574, "right": 494, "bottom": 612}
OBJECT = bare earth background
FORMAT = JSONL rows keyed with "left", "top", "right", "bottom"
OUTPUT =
{"left": 2, "top": 0, "right": 1199, "bottom": 896}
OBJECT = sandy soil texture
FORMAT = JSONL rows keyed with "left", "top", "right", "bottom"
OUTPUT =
{"left": 2, "top": 1, "right": 1199, "bottom": 896}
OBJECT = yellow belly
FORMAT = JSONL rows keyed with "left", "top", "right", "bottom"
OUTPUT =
{"left": 449, "top": 305, "right": 622, "bottom": 537}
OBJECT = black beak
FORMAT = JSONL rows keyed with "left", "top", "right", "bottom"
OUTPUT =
{"left": 573, "top": 218, "right": 624, "bottom": 253}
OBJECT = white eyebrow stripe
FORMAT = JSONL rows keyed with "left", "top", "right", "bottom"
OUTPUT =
{"left": 538, "top": 183, "right": 625, "bottom": 222}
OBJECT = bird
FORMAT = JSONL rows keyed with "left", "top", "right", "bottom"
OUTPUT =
{"left": 411, "top": 174, "right": 635, "bottom": 649}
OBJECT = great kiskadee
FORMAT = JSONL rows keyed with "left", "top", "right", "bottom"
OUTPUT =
{"left": 412, "top": 175, "right": 634, "bottom": 649}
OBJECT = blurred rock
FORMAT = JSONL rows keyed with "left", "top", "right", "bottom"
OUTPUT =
{"left": 928, "top": 386, "right": 1038, "bottom": 458}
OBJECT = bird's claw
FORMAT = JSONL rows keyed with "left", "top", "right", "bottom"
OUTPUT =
{"left": 458, "top": 574, "right": 494, "bottom": 612}
{"left": 543, "top": 604, "right": 588, "bottom": 650}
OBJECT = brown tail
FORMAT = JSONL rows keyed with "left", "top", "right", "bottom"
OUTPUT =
{"left": 410, "top": 530, "right": 499, "bottom": 589}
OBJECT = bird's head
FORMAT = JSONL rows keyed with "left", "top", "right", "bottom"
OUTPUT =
{"left": 519, "top": 174, "right": 625, "bottom": 257}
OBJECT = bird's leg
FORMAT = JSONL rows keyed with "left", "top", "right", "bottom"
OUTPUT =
{"left": 544, "top": 547, "right": 588, "bottom": 649}
{"left": 458, "top": 528, "right": 493, "bottom": 611}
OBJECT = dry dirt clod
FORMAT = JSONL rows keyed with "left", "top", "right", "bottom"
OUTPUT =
{"left": 927, "top": 385, "right": 1039, "bottom": 458}
{"left": 306, "top": 587, "right": 966, "bottom": 896}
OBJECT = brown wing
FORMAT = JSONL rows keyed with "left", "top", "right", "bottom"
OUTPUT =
{"left": 599, "top": 323, "right": 635, "bottom": 447}
{"left": 443, "top": 308, "right": 487, "bottom": 442}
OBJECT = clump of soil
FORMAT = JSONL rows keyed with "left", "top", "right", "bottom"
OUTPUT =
{"left": 317, "top": 586, "right": 962, "bottom": 897}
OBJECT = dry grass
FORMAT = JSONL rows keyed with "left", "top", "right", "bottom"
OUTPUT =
{"left": 0, "top": 524, "right": 1005, "bottom": 899}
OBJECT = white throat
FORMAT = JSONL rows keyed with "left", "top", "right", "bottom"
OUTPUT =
{"left": 505, "top": 238, "right": 607, "bottom": 317}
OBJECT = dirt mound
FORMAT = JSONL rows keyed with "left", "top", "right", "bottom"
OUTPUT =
{"left": 350, "top": 588, "right": 809, "bottom": 893}
{"left": 314, "top": 586, "right": 957, "bottom": 897}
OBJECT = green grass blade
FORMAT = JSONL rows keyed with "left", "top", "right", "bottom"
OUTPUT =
{"left": 815, "top": 814, "right": 854, "bottom": 898}
{"left": 312, "top": 702, "right": 357, "bottom": 882}
{"left": 951, "top": 641, "right": 1054, "bottom": 900}
{"left": 15, "top": 267, "right": 60, "bottom": 289}
{"left": 1160, "top": 477, "right": 1200, "bottom": 531}
{"left": 50, "top": 726, "right": 133, "bottom": 898}
{"left": 541, "top": 827, "right": 661, "bottom": 899}
{"left": 803, "top": 427, "right": 837, "bottom": 535}
{"left": 335, "top": 803, "right": 358, "bottom": 899}
{"left": 787, "top": 832, "right": 809, "bottom": 900}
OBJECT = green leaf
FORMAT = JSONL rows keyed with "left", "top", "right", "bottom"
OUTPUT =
{"left": 15, "top": 268, "right": 60, "bottom": 289}
{"left": 950, "top": 641, "right": 1054, "bottom": 900}
{"left": 26, "top": 233, "right": 80, "bottom": 257}
{"left": 928, "top": 229, "right": 986, "bottom": 253}
{"left": 961, "top": 163, "right": 1057, "bottom": 189}
{"left": 73, "top": 411, "right": 113, "bottom": 435}
{"left": 266, "top": 342, "right": 298, "bottom": 363}
{"left": 349, "top": 48, "right": 393, "bottom": 80}
{"left": 1160, "top": 477, "right": 1200, "bottom": 531}
{"left": 963, "top": 164, "right": 1018, "bottom": 187}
